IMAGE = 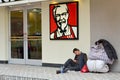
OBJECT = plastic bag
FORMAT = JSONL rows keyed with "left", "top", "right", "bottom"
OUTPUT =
{"left": 81, "top": 64, "right": 89, "bottom": 73}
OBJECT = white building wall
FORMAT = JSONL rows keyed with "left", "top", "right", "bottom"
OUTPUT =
{"left": 0, "top": 0, "right": 91, "bottom": 65}
{"left": 42, "top": 0, "right": 90, "bottom": 64}
{"left": 90, "top": 0, "right": 120, "bottom": 72}
{"left": 0, "top": 0, "right": 120, "bottom": 72}
{"left": 0, "top": 7, "right": 9, "bottom": 61}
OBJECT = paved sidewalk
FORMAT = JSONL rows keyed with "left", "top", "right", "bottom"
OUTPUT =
{"left": 0, "top": 64, "right": 119, "bottom": 80}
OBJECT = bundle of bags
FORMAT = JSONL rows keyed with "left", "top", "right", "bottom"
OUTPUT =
{"left": 86, "top": 39, "right": 118, "bottom": 72}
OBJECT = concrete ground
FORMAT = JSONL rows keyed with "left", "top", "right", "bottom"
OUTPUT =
{"left": 0, "top": 64, "right": 119, "bottom": 80}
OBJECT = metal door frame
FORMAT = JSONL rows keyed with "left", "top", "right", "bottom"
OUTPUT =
{"left": 8, "top": 3, "right": 42, "bottom": 65}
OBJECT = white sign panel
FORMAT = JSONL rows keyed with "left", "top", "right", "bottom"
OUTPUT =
{"left": 0, "top": 0, "right": 47, "bottom": 6}
{"left": 0, "top": 0, "right": 21, "bottom": 3}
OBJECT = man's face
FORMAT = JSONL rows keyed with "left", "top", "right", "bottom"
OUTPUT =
{"left": 74, "top": 50, "right": 80, "bottom": 55}
{"left": 55, "top": 5, "right": 69, "bottom": 30}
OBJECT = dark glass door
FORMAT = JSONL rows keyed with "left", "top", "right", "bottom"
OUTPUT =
{"left": 11, "top": 10, "right": 24, "bottom": 59}
{"left": 27, "top": 8, "right": 42, "bottom": 60}
{"left": 10, "top": 7, "right": 42, "bottom": 65}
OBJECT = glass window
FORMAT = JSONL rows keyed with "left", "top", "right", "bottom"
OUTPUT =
{"left": 11, "top": 10, "right": 24, "bottom": 59}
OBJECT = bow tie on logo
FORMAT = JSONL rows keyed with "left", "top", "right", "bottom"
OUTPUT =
{"left": 60, "top": 30, "right": 66, "bottom": 33}
{"left": 60, "top": 30, "right": 67, "bottom": 36}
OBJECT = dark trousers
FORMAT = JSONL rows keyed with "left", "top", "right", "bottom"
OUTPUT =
{"left": 64, "top": 59, "right": 77, "bottom": 69}
{"left": 63, "top": 55, "right": 86, "bottom": 71}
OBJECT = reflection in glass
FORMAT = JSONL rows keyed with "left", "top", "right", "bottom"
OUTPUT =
{"left": 28, "top": 40, "right": 42, "bottom": 59}
{"left": 11, "top": 41, "right": 24, "bottom": 58}
{"left": 27, "top": 8, "right": 42, "bottom": 59}
{"left": 11, "top": 10, "right": 24, "bottom": 59}
{"left": 28, "top": 8, "right": 41, "bottom": 36}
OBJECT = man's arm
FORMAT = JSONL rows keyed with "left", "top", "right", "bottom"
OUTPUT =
{"left": 73, "top": 60, "right": 77, "bottom": 63}
{"left": 68, "top": 53, "right": 86, "bottom": 71}
{"left": 73, "top": 55, "right": 78, "bottom": 63}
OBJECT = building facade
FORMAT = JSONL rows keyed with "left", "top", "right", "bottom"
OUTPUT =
{"left": 0, "top": 0, "right": 119, "bottom": 72}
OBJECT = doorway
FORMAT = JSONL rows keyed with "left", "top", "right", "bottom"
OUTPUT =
{"left": 9, "top": 4, "right": 42, "bottom": 65}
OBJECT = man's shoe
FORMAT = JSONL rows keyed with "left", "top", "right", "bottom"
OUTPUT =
{"left": 56, "top": 70, "right": 61, "bottom": 74}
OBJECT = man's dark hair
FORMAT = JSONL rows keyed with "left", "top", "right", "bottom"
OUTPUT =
{"left": 73, "top": 48, "right": 79, "bottom": 53}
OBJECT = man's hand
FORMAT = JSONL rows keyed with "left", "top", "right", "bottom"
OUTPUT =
{"left": 73, "top": 60, "right": 77, "bottom": 63}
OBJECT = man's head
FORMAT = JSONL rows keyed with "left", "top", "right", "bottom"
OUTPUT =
{"left": 73, "top": 48, "right": 81, "bottom": 55}
{"left": 53, "top": 4, "right": 69, "bottom": 30}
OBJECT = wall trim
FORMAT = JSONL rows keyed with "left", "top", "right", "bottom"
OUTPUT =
{"left": 0, "top": 60, "right": 8, "bottom": 64}
{"left": 42, "top": 63, "right": 63, "bottom": 68}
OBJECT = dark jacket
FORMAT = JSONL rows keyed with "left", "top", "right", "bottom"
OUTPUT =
{"left": 70, "top": 53, "right": 87, "bottom": 71}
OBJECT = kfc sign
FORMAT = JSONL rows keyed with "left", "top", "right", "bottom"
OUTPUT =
{"left": 0, "top": 0, "right": 21, "bottom": 3}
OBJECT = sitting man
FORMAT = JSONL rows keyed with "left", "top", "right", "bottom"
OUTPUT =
{"left": 57, "top": 48, "right": 87, "bottom": 74}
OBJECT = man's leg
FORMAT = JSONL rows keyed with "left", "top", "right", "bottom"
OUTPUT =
{"left": 63, "top": 59, "right": 76, "bottom": 68}
{"left": 63, "top": 59, "right": 77, "bottom": 72}
{"left": 56, "top": 59, "right": 76, "bottom": 74}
